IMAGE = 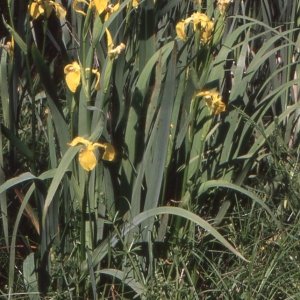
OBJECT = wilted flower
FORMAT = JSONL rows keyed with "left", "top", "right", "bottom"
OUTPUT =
{"left": 196, "top": 91, "right": 226, "bottom": 115}
{"left": 85, "top": 69, "right": 101, "bottom": 91}
{"left": 103, "top": 3, "right": 120, "bottom": 21}
{"left": 73, "top": 0, "right": 90, "bottom": 15}
{"left": 1, "top": 36, "right": 14, "bottom": 56}
{"left": 217, "top": 0, "right": 233, "bottom": 15}
{"left": 176, "top": 12, "right": 214, "bottom": 43}
{"left": 64, "top": 61, "right": 100, "bottom": 93}
{"left": 68, "top": 137, "right": 115, "bottom": 171}
{"left": 108, "top": 43, "right": 126, "bottom": 58}
{"left": 29, "top": 0, "right": 66, "bottom": 19}
{"left": 105, "top": 28, "right": 125, "bottom": 58}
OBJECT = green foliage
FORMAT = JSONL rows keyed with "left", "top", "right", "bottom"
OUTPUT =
{"left": 1, "top": 0, "right": 300, "bottom": 298}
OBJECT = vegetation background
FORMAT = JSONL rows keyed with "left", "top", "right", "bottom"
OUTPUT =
{"left": 1, "top": 0, "right": 300, "bottom": 299}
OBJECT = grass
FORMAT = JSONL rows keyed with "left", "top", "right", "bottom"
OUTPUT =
{"left": 1, "top": 0, "right": 300, "bottom": 298}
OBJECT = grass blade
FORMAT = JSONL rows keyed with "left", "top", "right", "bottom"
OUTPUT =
{"left": 198, "top": 180, "right": 282, "bottom": 231}
{"left": 96, "top": 268, "right": 145, "bottom": 296}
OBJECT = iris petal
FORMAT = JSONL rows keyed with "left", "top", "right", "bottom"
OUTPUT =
{"left": 64, "top": 61, "right": 81, "bottom": 93}
{"left": 68, "top": 137, "right": 115, "bottom": 170}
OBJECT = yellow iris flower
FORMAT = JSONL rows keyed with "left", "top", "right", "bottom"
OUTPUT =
{"left": 132, "top": 0, "right": 139, "bottom": 8}
{"left": 29, "top": 0, "right": 66, "bottom": 19}
{"left": 64, "top": 30, "right": 124, "bottom": 93}
{"left": 68, "top": 137, "right": 115, "bottom": 171}
{"left": 216, "top": 0, "right": 233, "bottom": 15}
{"left": 64, "top": 61, "right": 100, "bottom": 93}
{"left": 73, "top": 0, "right": 120, "bottom": 21}
{"left": 196, "top": 91, "right": 226, "bottom": 115}
{"left": 176, "top": 12, "right": 214, "bottom": 43}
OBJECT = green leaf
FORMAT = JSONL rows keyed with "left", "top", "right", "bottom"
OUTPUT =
{"left": 2, "top": 15, "right": 27, "bottom": 54}
{"left": 207, "top": 22, "right": 256, "bottom": 86}
{"left": 142, "top": 43, "right": 177, "bottom": 232}
{"left": 122, "top": 41, "right": 175, "bottom": 188}
{"left": 83, "top": 6, "right": 93, "bottom": 40}
{"left": 0, "top": 49, "right": 10, "bottom": 127}
{"left": 230, "top": 32, "right": 298, "bottom": 104}
{"left": 86, "top": 247, "right": 97, "bottom": 299}
{"left": 235, "top": 84, "right": 300, "bottom": 185}
{"left": 23, "top": 253, "right": 41, "bottom": 300}
{"left": 102, "top": 58, "right": 114, "bottom": 96}
{"left": 31, "top": 44, "right": 70, "bottom": 154}
{"left": 96, "top": 269, "right": 145, "bottom": 296}
{"left": 0, "top": 172, "right": 37, "bottom": 194}
{"left": 42, "top": 147, "right": 79, "bottom": 226}
{"left": 7, "top": 171, "right": 57, "bottom": 291}
{"left": 1, "top": 125, "right": 34, "bottom": 162}
{"left": 0, "top": 129, "right": 8, "bottom": 249}
{"left": 92, "top": 15, "right": 103, "bottom": 48}
{"left": 230, "top": 29, "right": 250, "bottom": 99}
